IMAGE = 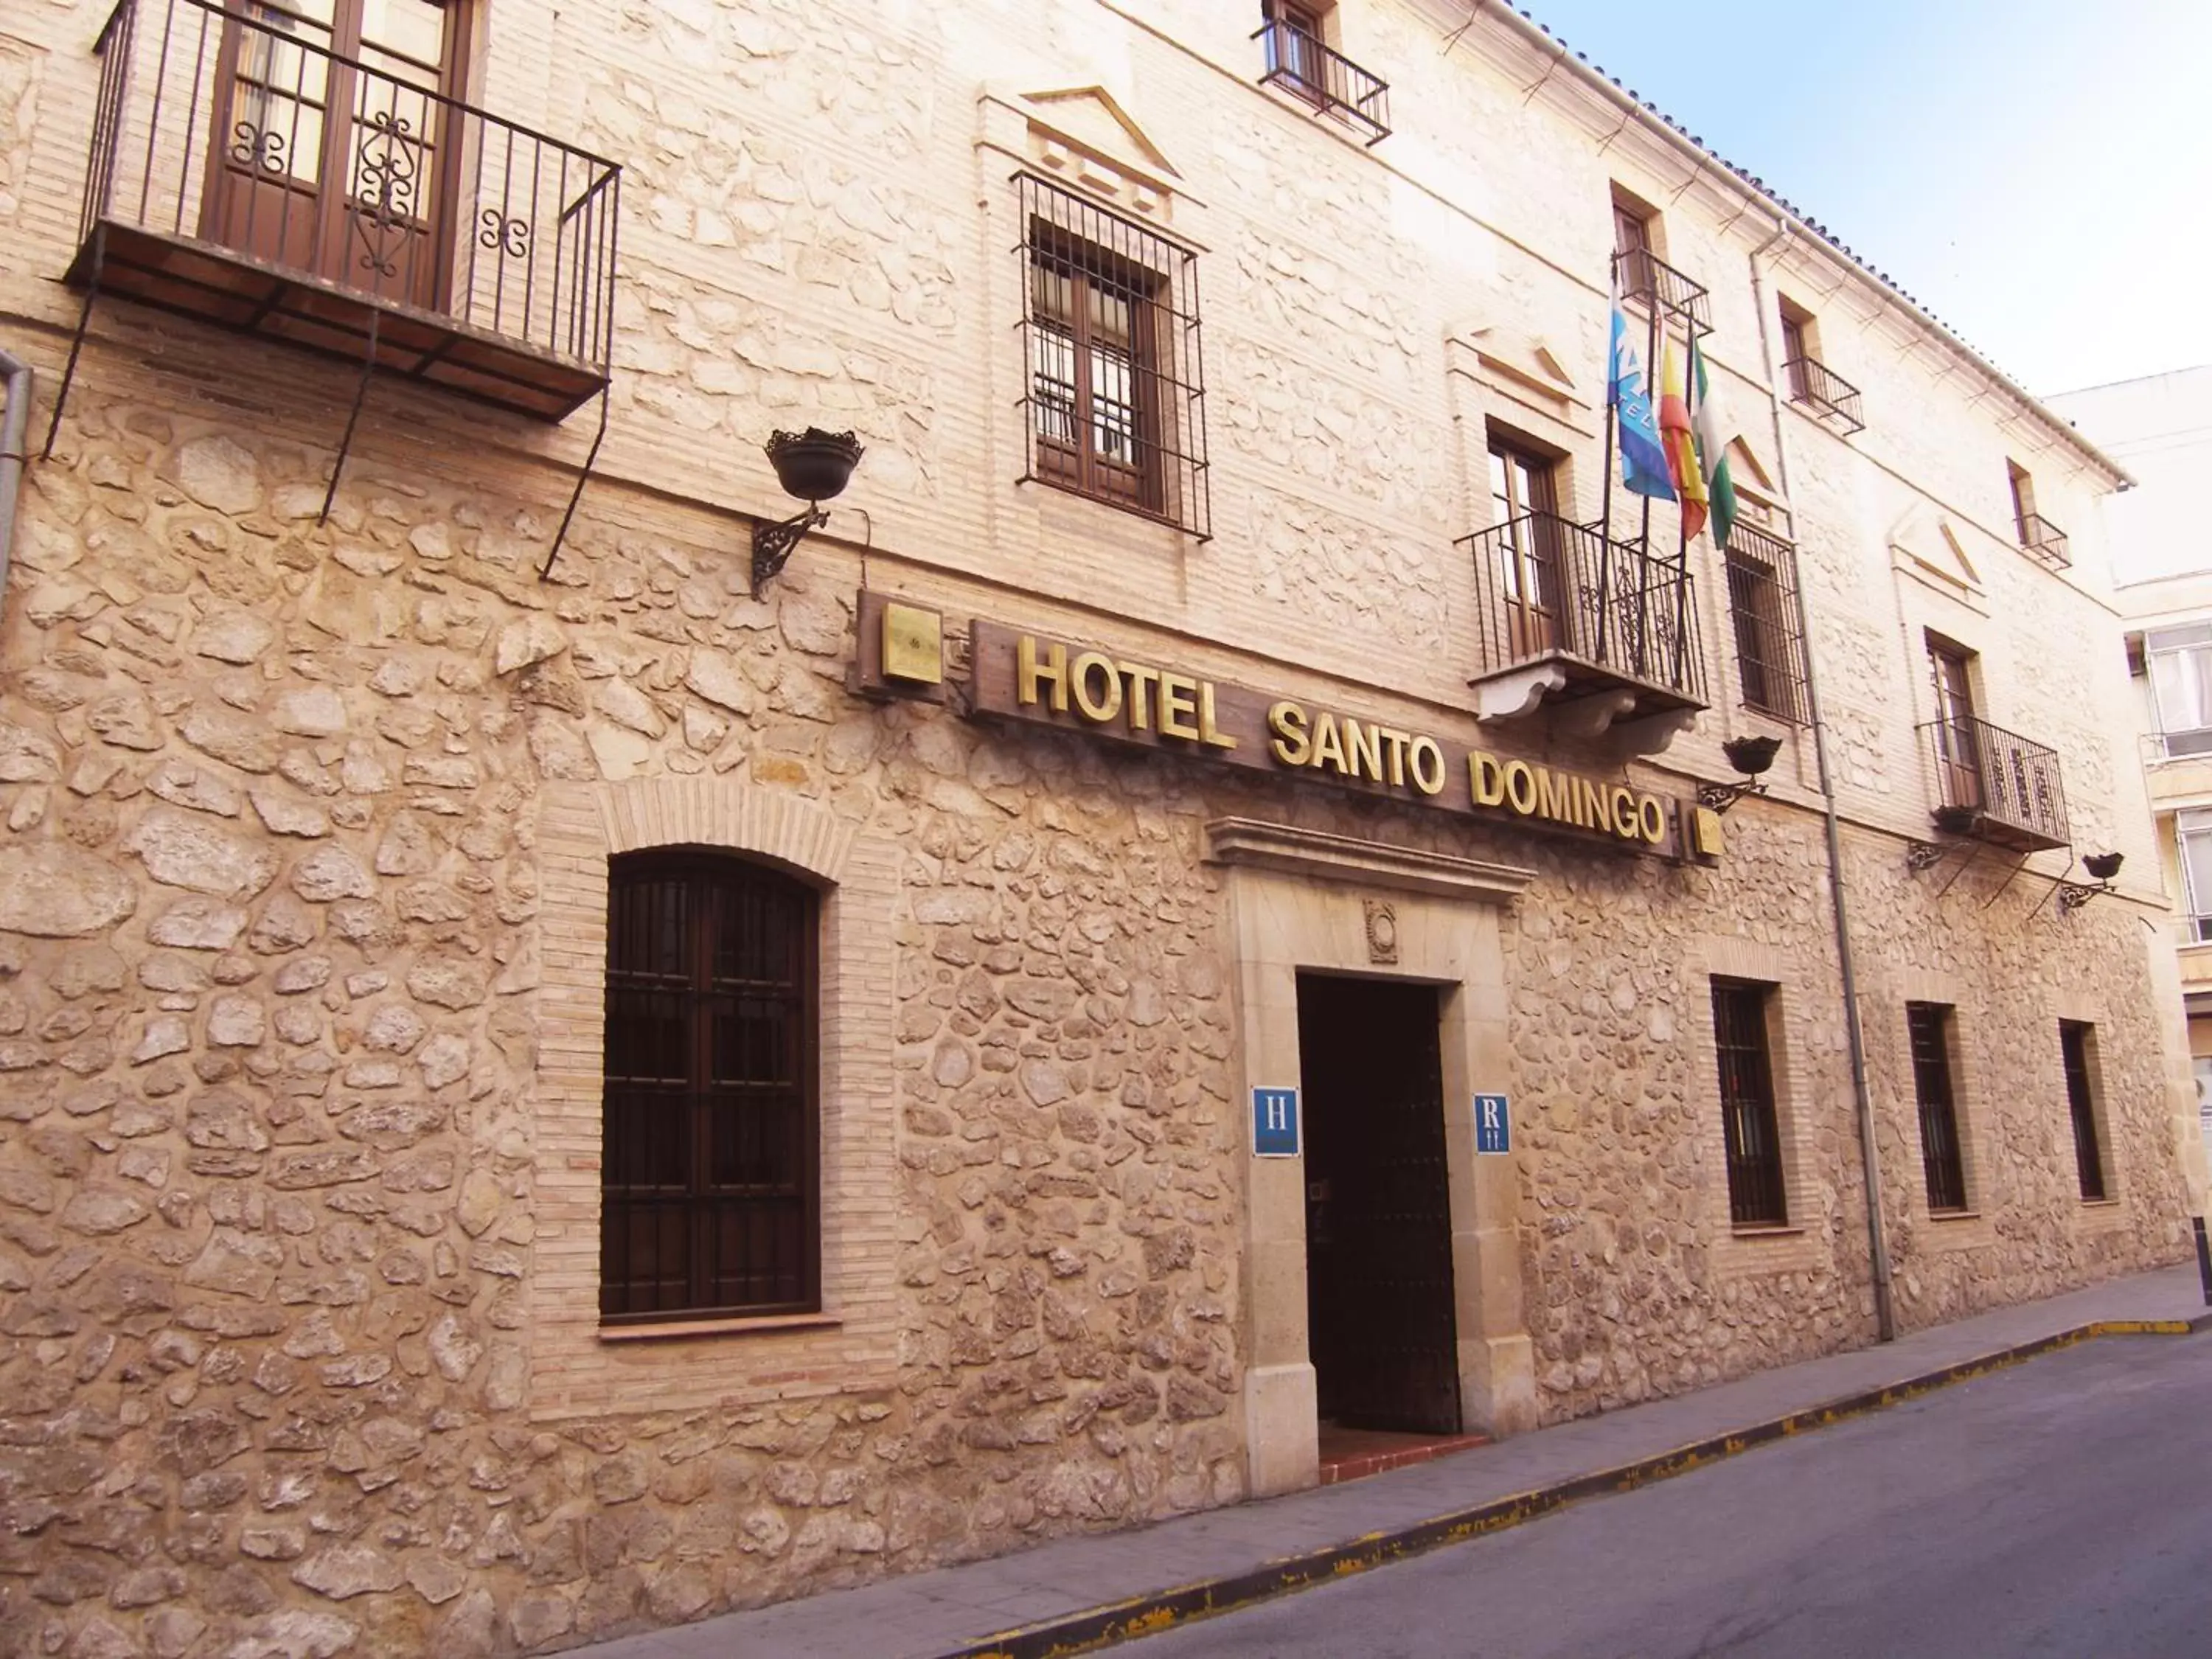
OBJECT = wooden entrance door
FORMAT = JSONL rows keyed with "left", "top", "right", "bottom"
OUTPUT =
{"left": 1489, "top": 437, "right": 1562, "bottom": 658}
{"left": 202, "top": 0, "right": 465, "bottom": 310}
{"left": 1298, "top": 975, "right": 1461, "bottom": 1436}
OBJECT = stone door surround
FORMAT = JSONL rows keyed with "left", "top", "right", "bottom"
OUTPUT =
{"left": 1204, "top": 818, "right": 1537, "bottom": 1498}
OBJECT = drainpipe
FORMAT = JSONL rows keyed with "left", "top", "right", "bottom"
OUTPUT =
{"left": 0, "top": 345, "right": 29, "bottom": 621}
{"left": 1747, "top": 218, "right": 1896, "bottom": 1343}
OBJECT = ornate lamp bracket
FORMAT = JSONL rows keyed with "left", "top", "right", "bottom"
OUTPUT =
{"left": 752, "top": 507, "right": 831, "bottom": 599}
{"left": 1696, "top": 779, "right": 1767, "bottom": 815}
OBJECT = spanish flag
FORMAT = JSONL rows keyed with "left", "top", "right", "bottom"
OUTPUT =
{"left": 1659, "top": 333, "right": 1708, "bottom": 542}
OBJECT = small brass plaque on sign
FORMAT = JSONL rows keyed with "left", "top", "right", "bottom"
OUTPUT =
{"left": 882, "top": 602, "right": 944, "bottom": 685}
{"left": 1692, "top": 806, "right": 1725, "bottom": 860}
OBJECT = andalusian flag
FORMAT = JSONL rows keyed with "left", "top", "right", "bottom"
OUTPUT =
{"left": 1659, "top": 334, "right": 1707, "bottom": 541}
{"left": 1689, "top": 334, "right": 1739, "bottom": 549}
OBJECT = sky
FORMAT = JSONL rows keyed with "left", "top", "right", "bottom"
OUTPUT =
{"left": 1515, "top": 0, "right": 2212, "bottom": 397}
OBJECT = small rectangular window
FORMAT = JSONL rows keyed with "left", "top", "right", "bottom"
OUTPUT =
{"left": 2059, "top": 1021, "right": 2107, "bottom": 1201}
{"left": 1778, "top": 299, "right": 1814, "bottom": 402}
{"left": 1017, "top": 174, "right": 1209, "bottom": 538}
{"left": 1907, "top": 1003, "right": 1968, "bottom": 1212}
{"left": 1712, "top": 980, "right": 1787, "bottom": 1226}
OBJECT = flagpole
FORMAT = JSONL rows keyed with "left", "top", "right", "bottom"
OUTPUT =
{"left": 1601, "top": 261, "right": 1618, "bottom": 550}
{"left": 1637, "top": 291, "right": 1660, "bottom": 678}
{"left": 1675, "top": 319, "right": 1694, "bottom": 689}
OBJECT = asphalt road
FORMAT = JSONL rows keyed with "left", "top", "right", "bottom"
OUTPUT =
{"left": 1119, "top": 1334, "right": 2212, "bottom": 1658}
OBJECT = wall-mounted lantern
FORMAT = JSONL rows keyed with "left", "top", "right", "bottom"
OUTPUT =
{"left": 752, "top": 428, "right": 865, "bottom": 599}
{"left": 1697, "top": 734, "right": 1782, "bottom": 815}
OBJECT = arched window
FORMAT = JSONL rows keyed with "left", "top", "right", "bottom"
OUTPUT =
{"left": 600, "top": 849, "right": 819, "bottom": 1321}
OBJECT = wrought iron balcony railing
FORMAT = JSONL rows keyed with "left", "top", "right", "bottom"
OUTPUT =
{"left": 1255, "top": 21, "right": 1391, "bottom": 145}
{"left": 1614, "top": 248, "right": 1711, "bottom": 334}
{"left": 1784, "top": 355, "right": 1865, "bottom": 436}
{"left": 1461, "top": 511, "right": 1709, "bottom": 712}
{"left": 2017, "top": 512, "right": 2071, "bottom": 569}
{"left": 1920, "top": 714, "right": 2070, "bottom": 852}
{"left": 65, "top": 0, "right": 619, "bottom": 421}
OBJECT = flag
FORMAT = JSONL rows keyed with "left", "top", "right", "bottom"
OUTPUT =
{"left": 1689, "top": 333, "right": 1739, "bottom": 550}
{"left": 1659, "top": 332, "right": 1706, "bottom": 541}
{"left": 1608, "top": 270, "right": 1674, "bottom": 501}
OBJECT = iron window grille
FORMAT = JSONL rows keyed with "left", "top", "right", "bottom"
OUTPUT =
{"left": 1722, "top": 522, "right": 1812, "bottom": 726}
{"left": 2059, "top": 1022, "right": 2107, "bottom": 1202}
{"left": 1015, "top": 173, "right": 1210, "bottom": 540}
{"left": 1907, "top": 1003, "right": 1969, "bottom": 1213}
{"left": 1254, "top": 12, "right": 1391, "bottom": 145}
{"left": 1783, "top": 355, "right": 1865, "bottom": 435}
{"left": 1712, "top": 980, "right": 1788, "bottom": 1228}
{"left": 601, "top": 849, "right": 820, "bottom": 1322}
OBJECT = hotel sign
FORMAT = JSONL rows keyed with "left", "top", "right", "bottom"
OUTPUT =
{"left": 959, "top": 619, "right": 1712, "bottom": 862}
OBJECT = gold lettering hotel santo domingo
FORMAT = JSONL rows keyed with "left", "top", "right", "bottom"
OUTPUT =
{"left": 961, "top": 621, "right": 1695, "bottom": 859}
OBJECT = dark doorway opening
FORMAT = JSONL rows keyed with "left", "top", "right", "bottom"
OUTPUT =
{"left": 1298, "top": 972, "right": 1461, "bottom": 1436}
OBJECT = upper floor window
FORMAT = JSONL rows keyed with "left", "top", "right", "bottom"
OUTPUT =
{"left": 1722, "top": 524, "right": 1809, "bottom": 725}
{"left": 1017, "top": 174, "right": 1210, "bottom": 538}
{"left": 2008, "top": 462, "right": 2070, "bottom": 566}
{"left": 2146, "top": 623, "right": 2212, "bottom": 756}
{"left": 2176, "top": 808, "right": 2212, "bottom": 942}
{"left": 601, "top": 849, "right": 821, "bottom": 1323}
{"left": 1486, "top": 431, "right": 1563, "bottom": 659}
{"left": 212, "top": 0, "right": 470, "bottom": 309}
{"left": 1261, "top": 0, "right": 1329, "bottom": 99}
{"left": 1255, "top": 1, "right": 1390, "bottom": 141}
{"left": 1778, "top": 297, "right": 1865, "bottom": 435}
{"left": 1612, "top": 188, "right": 1659, "bottom": 301}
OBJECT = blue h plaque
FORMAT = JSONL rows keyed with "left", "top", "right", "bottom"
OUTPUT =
{"left": 1475, "top": 1093, "right": 1511, "bottom": 1155}
{"left": 1252, "top": 1087, "right": 1301, "bottom": 1158}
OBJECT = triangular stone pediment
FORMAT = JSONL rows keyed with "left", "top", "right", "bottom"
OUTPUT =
{"left": 1016, "top": 85, "right": 1180, "bottom": 185}
{"left": 1891, "top": 507, "right": 1986, "bottom": 611}
{"left": 1725, "top": 437, "right": 1777, "bottom": 495}
{"left": 1461, "top": 326, "right": 1586, "bottom": 411}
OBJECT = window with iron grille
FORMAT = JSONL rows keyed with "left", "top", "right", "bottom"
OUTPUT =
{"left": 1723, "top": 526, "right": 1810, "bottom": 725}
{"left": 1711, "top": 979, "right": 1787, "bottom": 1226}
{"left": 601, "top": 849, "right": 820, "bottom": 1321}
{"left": 1016, "top": 174, "right": 1209, "bottom": 538}
{"left": 1907, "top": 1003, "right": 1969, "bottom": 1212}
{"left": 2059, "top": 1020, "right": 2107, "bottom": 1202}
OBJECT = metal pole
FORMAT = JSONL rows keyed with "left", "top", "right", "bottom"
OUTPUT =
{"left": 2194, "top": 1217, "right": 2211, "bottom": 1307}
{"left": 1748, "top": 216, "right": 1894, "bottom": 1342}
{"left": 0, "top": 344, "right": 31, "bottom": 625}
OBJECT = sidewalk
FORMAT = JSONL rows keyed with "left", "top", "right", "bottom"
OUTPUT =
{"left": 569, "top": 1264, "right": 2211, "bottom": 1659}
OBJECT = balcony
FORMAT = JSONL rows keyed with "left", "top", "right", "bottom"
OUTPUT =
{"left": 1460, "top": 512, "right": 1709, "bottom": 745}
{"left": 1784, "top": 355, "right": 1865, "bottom": 436}
{"left": 64, "top": 0, "right": 619, "bottom": 421}
{"left": 1614, "top": 248, "right": 1711, "bottom": 334}
{"left": 1255, "top": 21, "right": 1391, "bottom": 145}
{"left": 2017, "top": 512, "right": 2071, "bottom": 569}
{"left": 1919, "top": 715, "right": 2070, "bottom": 853}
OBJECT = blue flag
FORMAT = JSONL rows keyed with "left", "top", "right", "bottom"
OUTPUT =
{"left": 1609, "top": 271, "right": 1675, "bottom": 501}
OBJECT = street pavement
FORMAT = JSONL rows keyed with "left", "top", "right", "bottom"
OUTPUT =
{"left": 1119, "top": 1333, "right": 2212, "bottom": 1658}
{"left": 569, "top": 1265, "right": 2208, "bottom": 1659}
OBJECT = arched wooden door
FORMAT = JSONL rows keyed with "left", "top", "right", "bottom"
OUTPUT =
{"left": 201, "top": 0, "right": 468, "bottom": 311}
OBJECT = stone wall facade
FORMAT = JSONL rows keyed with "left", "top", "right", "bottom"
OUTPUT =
{"left": 0, "top": 1, "right": 2199, "bottom": 1656}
